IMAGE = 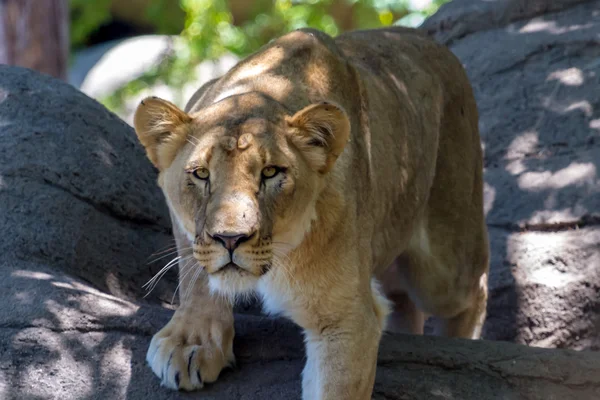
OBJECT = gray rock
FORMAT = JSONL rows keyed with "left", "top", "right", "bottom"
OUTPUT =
{"left": 422, "top": 0, "right": 591, "bottom": 45}
{"left": 2, "top": 264, "right": 599, "bottom": 399}
{"left": 432, "top": 0, "right": 600, "bottom": 350}
{"left": 485, "top": 226, "right": 600, "bottom": 349}
{"left": 447, "top": 0, "right": 600, "bottom": 228}
{"left": 0, "top": 65, "right": 173, "bottom": 300}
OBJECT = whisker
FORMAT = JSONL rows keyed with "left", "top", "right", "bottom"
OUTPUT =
{"left": 183, "top": 262, "right": 204, "bottom": 305}
{"left": 143, "top": 255, "right": 192, "bottom": 296}
{"left": 149, "top": 247, "right": 177, "bottom": 258}
{"left": 171, "top": 259, "right": 197, "bottom": 305}
{"left": 147, "top": 247, "right": 193, "bottom": 264}
{"left": 187, "top": 136, "right": 201, "bottom": 146}
{"left": 149, "top": 244, "right": 179, "bottom": 257}
{"left": 146, "top": 249, "right": 180, "bottom": 264}
{"left": 179, "top": 261, "right": 198, "bottom": 303}
{"left": 143, "top": 255, "right": 181, "bottom": 289}
{"left": 271, "top": 247, "right": 293, "bottom": 267}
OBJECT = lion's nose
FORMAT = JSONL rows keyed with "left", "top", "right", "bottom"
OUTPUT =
{"left": 211, "top": 232, "right": 251, "bottom": 252}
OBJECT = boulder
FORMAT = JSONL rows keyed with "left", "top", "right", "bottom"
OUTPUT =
{"left": 423, "top": 0, "right": 600, "bottom": 349}
{"left": 0, "top": 65, "right": 174, "bottom": 301}
{"left": 3, "top": 298, "right": 599, "bottom": 399}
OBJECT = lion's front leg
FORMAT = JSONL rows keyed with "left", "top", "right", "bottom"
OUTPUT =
{"left": 146, "top": 266, "right": 234, "bottom": 391}
{"left": 302, "top": 315, "right": 382, "bottom": 400}
{"left": 300, "top": 281, "right": 389, "bottom": 400}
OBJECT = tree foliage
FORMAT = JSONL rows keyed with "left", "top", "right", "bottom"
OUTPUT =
{"left": 70, "top": 0, "right": 448, "bottom": 108}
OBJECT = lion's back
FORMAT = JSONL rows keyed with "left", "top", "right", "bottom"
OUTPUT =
{"left": 334, "top": 27, "right": 484, "bottom": 266}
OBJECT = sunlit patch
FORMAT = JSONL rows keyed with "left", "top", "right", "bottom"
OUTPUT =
{"left": 12, "top": 329, "right": 94, "bottom": 398}
{"left": 519, "top": 19, "right": 556, "bottom": 33}
{"left": 0, "top": 370, "right": 6, "bottom": 399}
{"left": 505, "top": 159, "right": 527, "bottom": 175}
{"left": 519, "top": 19, "right": 593, "bottom": 35}
{"left": 564, "top": 101, "right": 593, "bottom": 117}
{"left": 213, "top": 84, "right": 252, "bottom": 103}
{"left": 548, "top": 68, "right": 584, "bottom": 86}
{"left": 230, "top": 46, "right": 286, "bottom": 81}
{"left": 526, "top": 208, "right": 583, "bottom": 225}
{"left": 505, "top": 131, "right": 538, "bottom": 162}
{"left": 518, "top": 162, "right": 596, "bottom": 191}
{"left": 100, "top": 338, "right": 132, "bottom": 397}
{"left": 511, "top": 230, "right": 568, "bottom": 256}
{"left": 483, "top": 181, "right": 495, "bottom": 217}
{"left": 42, "top": 288, "right": 138, "bottom": 331}
{"left": 514, "top": 236, "right": 578, "bottom": 288}
{"left": 49, "top": 280, "right": 137, "bottom": 307}
{"left": 590, "top": 119, "right": 600, "bottom": 130}
{"left": 11, "top": 270, "right": 53, "bottom": 280}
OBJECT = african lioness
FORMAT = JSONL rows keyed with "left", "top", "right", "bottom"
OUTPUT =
{"left": 134, "top": 26, "right": 488, "bottom": 399}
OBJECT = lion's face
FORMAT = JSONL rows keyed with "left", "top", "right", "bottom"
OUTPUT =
{"left": 161, "top": 102, "right": 323, "bottom": 295}
{"left": 134, "top": 93, "right": 350, "bottom": 296}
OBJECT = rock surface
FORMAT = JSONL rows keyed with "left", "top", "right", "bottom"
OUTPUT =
{"left": 424, "top": 0, "right": 600, "bottom": 350}
{"left": 2, "top": 0, "right": 600, "bottom": 398}
{"left": 0, "top": 65, "right": 174, "bottom": 300}
{"left": 3, "top": 290, "right": 599, "bottom": 400}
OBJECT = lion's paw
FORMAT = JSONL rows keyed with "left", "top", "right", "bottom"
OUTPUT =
{"left": 146, "top": 314, "right": 235, "bottom": 391}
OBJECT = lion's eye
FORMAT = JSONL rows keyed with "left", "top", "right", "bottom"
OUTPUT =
{"left": 192, "top": 168, "right": 210, "bottom": 180}
{"left": 262, "top": 166, "right": 280, "bottom": 179}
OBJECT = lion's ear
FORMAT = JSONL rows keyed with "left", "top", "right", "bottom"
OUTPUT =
{"left": 286, "top": 101, "right": 350, "bottom": 173}
{"left": 133, "top": 97, "right": 192, "bottom": 170}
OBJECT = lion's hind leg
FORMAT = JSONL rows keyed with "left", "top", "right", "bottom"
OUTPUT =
{"left": 438, "top": 271, "right": 488, "bottom": 339}
{"left": 378, "top": 259, "right": 426, "bottom": 335}
{"left": 393, "top": 223, "right": 489, "bottom": 340}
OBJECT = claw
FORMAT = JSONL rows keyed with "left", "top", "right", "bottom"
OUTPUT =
{"left": 187, "top": 349, "right": 196, "bottom": 378}
{"left": 163, "top": 351, "right": 174, "bottom": 384}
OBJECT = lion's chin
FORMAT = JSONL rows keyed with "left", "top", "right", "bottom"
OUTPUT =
{"left": 207, "top": 267, "right": 259, "bottom": 301}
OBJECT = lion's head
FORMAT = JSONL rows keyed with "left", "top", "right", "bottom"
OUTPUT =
{"left": 134, "top": 92, "right": 349, "bottom": 296}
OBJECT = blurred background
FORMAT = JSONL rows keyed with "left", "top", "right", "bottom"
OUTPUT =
{"left": 0, "top": 0, "right": 448, "bottom": 123}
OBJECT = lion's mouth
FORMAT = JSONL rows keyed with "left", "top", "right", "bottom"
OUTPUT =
{"left": 217, "top": 262, "right": 245, "bottom": 274}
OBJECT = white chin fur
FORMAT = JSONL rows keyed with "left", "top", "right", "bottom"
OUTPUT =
{"left": 208, "top": 272, "right": 258, "bottom": 302}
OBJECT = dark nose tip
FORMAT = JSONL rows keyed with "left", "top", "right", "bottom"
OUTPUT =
{"left": 212, "top": 233, "right": 250, "bottom": 252}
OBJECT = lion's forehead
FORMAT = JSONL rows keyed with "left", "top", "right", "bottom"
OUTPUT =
{"left": 186, "top": 122, "right": 288, "bottom": 170}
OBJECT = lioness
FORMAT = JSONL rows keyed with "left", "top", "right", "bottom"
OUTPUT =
{"left": 134, "top": 26, "right": 488, "bottom": 399}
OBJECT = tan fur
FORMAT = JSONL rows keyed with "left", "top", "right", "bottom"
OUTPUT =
{"left": 134, "top": 26, "right": 489, "bottom": 399}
